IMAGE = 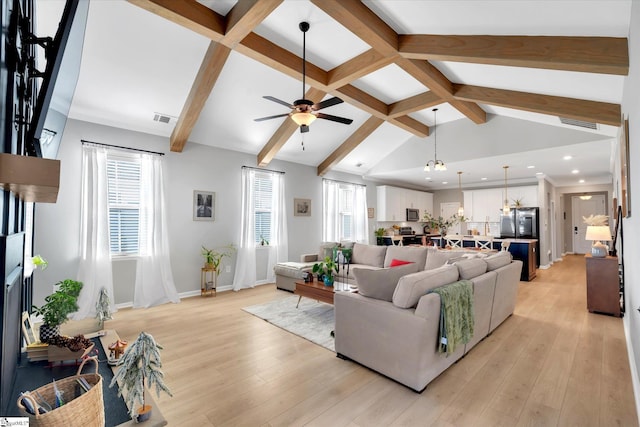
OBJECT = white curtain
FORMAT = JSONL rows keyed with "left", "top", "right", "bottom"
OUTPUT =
{"left": 75, "top": 145, "right": 116, "bottom": 320}
{"left": 233, "top": 168, "right": 287, "bottom": 290}
{"left": 323, "top": 179, "right": 369, "bottom": 244}
{"left": 266, "top": 171, "right": 288, "bottom": 283}
{"left": 353, "top": 184, "right": 369, "bottom": 244}
{"left": 323, "top": 180, "right": 340, "bottom": 242}
{"left": 134, "top": 154, "right": 180, "bottom": 308}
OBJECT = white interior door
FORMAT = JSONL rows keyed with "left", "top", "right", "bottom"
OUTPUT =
{"left": 572, "top": 195, "right": 606, "bottom": 254}
{"left": 440, "top": 202, "right": 461, "bottom": 235}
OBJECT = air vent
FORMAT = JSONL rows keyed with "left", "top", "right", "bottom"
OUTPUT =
{"left": 559, "top": 117, "right": 598, "bottom": 130}
{"left": 153, "top": 112, "right": 175, "bottom": 124}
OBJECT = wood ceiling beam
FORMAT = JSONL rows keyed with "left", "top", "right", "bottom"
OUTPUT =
{"left": 317, "top": 116, "right": 385, "bottom": 176}
{"left": 388, "top": 91, "right": 441, "bottom": 119}
{"left": 223, "top": 0, "right": 283, "bottom": 48}
{"left": 327, "top": 49, "right": 395, "bottom": 89}
{"left": 388, "top": 116, "right": 429, "bottom": 138}
{"left": 238, "top": 32, "right": 328, "bottom": 87}
{"left": 310, "top": 0, "right": 398, "bottom": 56}
{"left": 453, "top": 84, "right": 621, "bottom": 127}
{"left": 170, "top": 42, "right": 231, "bottom": 152}
{"left": 397, "top": 58, "right": 487, "bottom": 124}
{"left": 257, "top": 87, "right": 327, "bottom": 166}
{"left": 127, "top": 0, "right": 225, "bottom": 42}
{"left": 399, "top": 35, "right": 629, "bottom": 76}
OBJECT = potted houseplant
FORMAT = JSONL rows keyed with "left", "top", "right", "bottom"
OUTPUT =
{"left": 32, "top": 279, "right": 83, "bottom": 343}
{"left": 375, "top": 228, "right": 386, "bottom": 246}
{"left": 110, "top": 332, "right": 172, "bottom": 422}
{"left": 312, "top": 256, "right": 338, "bottom": 286}
{"left": 422, "top": 212, "right": 464, "bottom": 236}
{"left": 201, "top": 244, "right": 236, "bottom": 273}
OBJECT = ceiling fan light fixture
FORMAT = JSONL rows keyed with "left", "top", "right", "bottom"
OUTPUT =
{"left": 291, "top": 112, "right": 317, "bottom": 126}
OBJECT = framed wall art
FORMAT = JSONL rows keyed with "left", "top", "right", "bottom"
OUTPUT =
{"left": 194, "top": 190, "right": 215, "bottom": 221}
{"left": 620, "top": 118, "right": 631, "bottom": 218}
{"left": 294, "top": 198, "right": 311, "bottom": 217}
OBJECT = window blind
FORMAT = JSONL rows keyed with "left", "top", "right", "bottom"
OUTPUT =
{"left": 107, "top": 156, "right": 141, "bottom": 255}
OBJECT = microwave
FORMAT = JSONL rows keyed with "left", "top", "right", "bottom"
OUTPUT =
{"left": 406, "top": 208, "right": 420, "bottom": 222}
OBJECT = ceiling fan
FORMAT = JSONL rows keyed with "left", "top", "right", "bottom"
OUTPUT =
{"left": 254, "top": 22, "right": 353, "bottom": 133}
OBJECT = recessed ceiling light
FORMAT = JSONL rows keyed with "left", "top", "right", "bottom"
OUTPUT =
{"left": 579, "top": 179, "right": 585, "bottom": 183}
{"left": 442, "top": 181, "right": 448, "bottom": 184}
{"left": 572, "top": 169, "right": 579, "bottom": 174}
{"left": 481, "top": 177, "right": 487, "bottom": 181}
{"left": 527, "top": 165, "right": 535, "bottom": 169}
{"left": 425, "top": 177, "right": 431, "bottom": 180}
{"left": 536, "top": 172, "right": 543, "bottom": 176}
{"left": 563, "top": 155, "right": 573, "bottom": 160}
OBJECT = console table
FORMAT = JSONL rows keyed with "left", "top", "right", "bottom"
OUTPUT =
{"left": 585, "top": 254, "right": 621, "bottom": 317}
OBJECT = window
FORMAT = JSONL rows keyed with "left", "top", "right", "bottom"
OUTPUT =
{"left": 107, "top": 154, "right": 141, "bottom": 255}
{"left": 323, "top": 179, "right": 368, "bottom": 244}
{"left": 253, "top": 172, "right": 273, "bottom": 244}
{"left": 339, "top": 185, "right": 354, "bottom": 240}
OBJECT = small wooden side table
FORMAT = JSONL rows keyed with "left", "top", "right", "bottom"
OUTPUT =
{"left": 201, "top": 267, "right": 217, "bottom": 297}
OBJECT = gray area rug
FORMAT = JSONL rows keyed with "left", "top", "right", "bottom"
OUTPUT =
{"left": 243, "top": 296, "right": 335, "bottom": 352}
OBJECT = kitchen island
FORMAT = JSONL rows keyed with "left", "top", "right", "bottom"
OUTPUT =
{"left": 432, "top": 236, "right": 538, "bottom": 281}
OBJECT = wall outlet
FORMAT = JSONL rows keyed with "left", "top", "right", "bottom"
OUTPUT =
{"left": 226, "top": 265, "right": 231, "bottom": 273}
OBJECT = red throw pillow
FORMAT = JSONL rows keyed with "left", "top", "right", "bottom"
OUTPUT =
{"left": 390, "top": 259, "right": 413, "bottom": 267}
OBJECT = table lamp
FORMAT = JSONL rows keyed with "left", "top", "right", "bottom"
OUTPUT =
{"left": 585, "top": 225, "right": 611, "bottom": 257}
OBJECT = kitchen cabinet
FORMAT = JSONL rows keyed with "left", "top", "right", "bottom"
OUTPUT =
{"left": 463, "top": 186, "right": 537, "bottom": 222}
{"left": 377, "top": 186, "right": 433, "bottom": 221}
{"left": 585, "top": 254, "right": 621, "bottom": 317}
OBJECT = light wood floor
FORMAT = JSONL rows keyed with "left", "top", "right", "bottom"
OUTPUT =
{"left": 104, "top": 255, "right": 638, "bottom": 426}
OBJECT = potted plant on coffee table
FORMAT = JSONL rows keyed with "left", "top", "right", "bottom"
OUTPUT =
{"left": 110, "top": 331, "right": 172, "bottom": 422}
{"left": 312, "top": 256, "right": 338, "bottom": 286}
{"left": 32, "top": 279, "right": 83, "bottom": 343}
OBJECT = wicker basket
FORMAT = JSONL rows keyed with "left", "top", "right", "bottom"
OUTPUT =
{"left": 17, "top": 356, "right": 104, "bottom": 427}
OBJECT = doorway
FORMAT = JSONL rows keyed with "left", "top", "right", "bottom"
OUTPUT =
{"left": 440, "top": 202, "right": 462, "bottom": 235}
{"left": 571, "top": 195, "right": 606, "bottom": 254}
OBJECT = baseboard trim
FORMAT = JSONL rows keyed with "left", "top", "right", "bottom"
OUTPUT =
{"left": 623, "top": 315, "right": 640, "bottom": 426}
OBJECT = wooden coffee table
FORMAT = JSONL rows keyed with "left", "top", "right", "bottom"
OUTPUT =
{"left": 294, "top": 279, "right": 336, "bottom": 307}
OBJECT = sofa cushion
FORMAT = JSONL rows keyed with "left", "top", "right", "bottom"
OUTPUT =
{"left": 455, "top": 258, "right": 488, "bottom": 280}
{"left": 485, "top": 251, "right": 512, "bottom": 271}
{"left": 353, "top": 263, "right": 420, "bottom": 302}
{"left": 392, "top": 264, "right": 460, "bottom": 309}
{"left": 384, "top": 246, "right": 428, "bottom": 268}
{"left": 390, "top": 259, "right": 413, "bottom": 267}
{"left": 351, "top": 243, "right": 386, "bottom": 268}
{"left": 425, "top": 249, "right": 468, "bottom": 270}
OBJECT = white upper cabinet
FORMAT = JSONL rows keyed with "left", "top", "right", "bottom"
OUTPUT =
{"left": 463, "top": 186, "right": 538, "bottom": 222}
{"left": 377, "top": 186, "right": 433, "bottom": 222}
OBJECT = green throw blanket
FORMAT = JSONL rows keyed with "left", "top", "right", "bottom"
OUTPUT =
{"left": 429, "top": 280, "right": 474, "bottom": 355}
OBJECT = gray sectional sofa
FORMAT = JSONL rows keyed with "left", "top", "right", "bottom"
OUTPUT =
{"left": 334, "top": 247, "right": 522, "bottom": 392}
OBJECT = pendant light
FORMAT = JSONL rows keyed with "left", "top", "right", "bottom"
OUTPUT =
{"left": 424, "top": 108, "right": 446, "bottom": 172}
{"left": 457, "top": 171, "right": 465, "bottom": 217}
{"left": 503, "top": 166, "right": 510, "bottom": 215}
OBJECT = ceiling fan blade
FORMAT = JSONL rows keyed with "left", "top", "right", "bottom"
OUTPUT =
{"left": 312, "top": 97, "right": 343, "bottom": 111}
{"left": 254, "top": 113, "right": 290, "bottom": 122}
{"left": 316, "top": 113, "right": 353, "bottom": 125}
{"left": 263, "top": 96, "right": 293, "bottom": 108}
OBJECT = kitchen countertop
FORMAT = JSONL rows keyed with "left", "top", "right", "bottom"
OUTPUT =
{"left": 438, "top": 236, "right": 538, "bottom": 243}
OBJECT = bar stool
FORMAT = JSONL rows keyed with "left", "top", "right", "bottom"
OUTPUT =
{"left": 501, "top": 241, "right": 511, "bottom": 251}
{"left": 445, "top": 234, "right": 462, "bottom": 249}
{"left": 474, "top": 235, "right": 493, "bottom": 250}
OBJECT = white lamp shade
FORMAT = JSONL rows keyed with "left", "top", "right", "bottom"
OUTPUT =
{"left": 291, "top": 112, "right": 317, "bottom": 126}
{"left": 585, "top": 225, "right": 611, "bottom": 242}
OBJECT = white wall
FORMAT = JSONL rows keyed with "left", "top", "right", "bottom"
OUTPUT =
{"left": 32, "top": 119, "right": 367, "bottom": 306}
{"left": 621, "top": 0, "right": 640, "bottom": 418}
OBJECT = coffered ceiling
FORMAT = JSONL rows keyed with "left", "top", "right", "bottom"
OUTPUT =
{"left": 38, "top": 0, "right": 631, "bottom": 190}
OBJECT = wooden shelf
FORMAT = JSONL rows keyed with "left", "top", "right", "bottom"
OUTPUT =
{"left": 0, "top": 153, "right": 60, "bottom": 203}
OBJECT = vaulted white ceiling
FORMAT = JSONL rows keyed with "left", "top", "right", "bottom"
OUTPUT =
{"left": 37, "top": 0, "right": 631, "bottom": 191}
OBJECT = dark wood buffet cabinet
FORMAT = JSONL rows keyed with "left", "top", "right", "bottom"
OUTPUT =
{"left": 585, "top": 254, "right": 621, "bottom": 317}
